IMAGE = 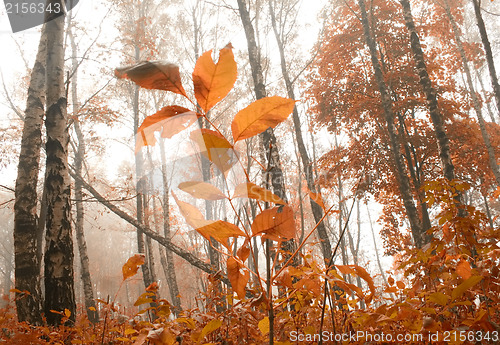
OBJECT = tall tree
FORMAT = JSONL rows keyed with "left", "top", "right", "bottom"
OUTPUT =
{"left": 440, "top": 0, "right": 500, "bottom": 185}
{"left": 471, "top": 0, "right": 500, "bottom": 118}
{"left": 399, "top": 0, "right": 456, "bottom": 183}
{"left": 43, "top": 1, "right": 77, "bottom": 325}
{"left": 13, "top": 25, "right": 47, "bottom": 325}
{"left": 268, "top": 0, "right": 333, "bottom": 260}
{"left": 357, "top": 0, "right": 426, "bottom": 247}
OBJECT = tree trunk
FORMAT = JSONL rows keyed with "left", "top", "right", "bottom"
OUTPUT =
{"left": 471, "top": 0, "right": 500, "bottom": 119}
{"left": 43, "top": 4, "right": 77, "bottom": 325}
{"left": 13, "top": 24, "right": 46, "bottom": 325}
{"left": 443, "top": 0, "right": 500, "bottom": 185}
{"left": 236, "top": 0, "right": 296, "bottom": 271}
{"left": 399, "top": 0, "right": 456, "bottom": 182}
{"left": 69, "top": 20, "right": 99, "bottom": 323}
{"left": 358, "top": 0, "right": 426, "bottom": 248}
{"left": 159, "top": 138, "right": 182, "bottom": 313}
{"left": 268, "top": 0, "right": 332, "bottom": 260}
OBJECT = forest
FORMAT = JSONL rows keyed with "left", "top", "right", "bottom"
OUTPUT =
{"left": 0, "top": 0, "right": 499, "bottom": 343}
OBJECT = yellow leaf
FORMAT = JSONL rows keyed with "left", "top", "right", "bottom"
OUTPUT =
{"left": 193, "top": 44, "right": 237, "bottom": 112}
{"left": 115, "top": 61, "right": 186, "bottom": 96}
{"left": 196, "top": 220, "right": 246, "bottom": 249}
{"left": 190, "top": 129, "right": 235, "bottom": 174}
{"left": 251, "top": 206, "right": 296, "bottom": 241}
{"left": 199, "top": 319, "right": 223, "bottom": 341}
{"left": 178, "top": 181, "right": 226, "bottom": 200}
{"left": 451, "top": 275, "right": 483, "bottom": 301}
{"left": 233, "top": 182, "right": 285, "bottom": 205}
{"left": 231, "top": 96, "right": 295, "bottom": 142}
{"left": 64, "top": 308, "right": 71, "bottom": 318}
{"left": 428, "top": 292, "right": 450, "bottom": 306}
{"left": 135, "top": 106, "right": 199, "bottom": 153}
{"left": 227, "top": 256, "right": 250, "bottom": 299}
{"left": 258, "top": 317, "right": 269, "bottom": 335}
{"left": 125, "top": 328, "right": 138, "bottom": 335}
{"left": 133, "top": 292, "right": 156, "bottom": 306}
{"left": 122, "top": 254, "right": 146, "bottom": 281}
{"left": 176, "top": 317, "right": 196, "bottom": 329}
{"left": 456, "top": 259, "right": 472, "bottom": 280}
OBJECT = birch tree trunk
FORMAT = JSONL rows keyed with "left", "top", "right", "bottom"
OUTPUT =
{"left": 43, "top": 2, "right": 77, "bottom": 325}
{"left": 13, "top": 25, "right": 47, "bottom": 325}
{"left": 69, "top": 20, "right": 99, "bottom": 324}
{"left": 358, "top": 0, "right": 426, "bottom": 248}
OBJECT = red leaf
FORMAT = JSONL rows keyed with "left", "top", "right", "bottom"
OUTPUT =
{"left": 115, "top": 61, "right": 186, "bottom": 96}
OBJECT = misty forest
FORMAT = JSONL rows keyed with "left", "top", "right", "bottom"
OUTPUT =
{"left": 0, "top": 0, "right": 499, "bottom": 344}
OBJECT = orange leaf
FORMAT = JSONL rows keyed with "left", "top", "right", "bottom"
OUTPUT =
{"left": 122, "top": 254, "right": 146, "bottom": 280}
{"left": 236, "top": 239, "right": 251, "bottom": 262}
{"left": 231, "top": 96, "right": 295, "bottom": 142}
{"left": 147, "top": 327, "right": 177, "bottom": 345}
{"left": 190, "top": 129, "right": 236, "bottom": 174}
{"left": 115, "top": 61, "right": 186, "bottom": 96}
{"left": 396, "top": 281, "right": 405, "bottom": 290}
{"left": 172, "top": 192, "right": 205, "bottom": 228}
{"left": 193, "top": 44, "right": 237, "bottom": 112}
{"left": 178, "top": 181, "right": 226, "bottom": 200}
{"left": 173, "top": 192, "right": 245, "bottom": 248}
{"left": 227, "top": 256, "right": 249, "bottom": 299}
{"left": 233, "top": 182, "right": 285, "bottom": 205}
{"left": 135, "top": 106, "right": 198, "bottom": 153}
{"left": 456, "top": 259, "right": 472, "bottom": 280}
{"left": 336, "top": 264, "right": 376, "bottom": 303}
{"left": 275, "top": 267, "right": 293, "bottom": 288}
{"left": 387, "top": 276, "right": 394, "bottom": 286}
{"left": 308, "top": 190, "right": 325, "bottom": 209}
{"left": 251, "top": 206, "right": 295, "bottom": 241}
{"left": 451, "top": 275, "right": 482, "bottom": 301}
